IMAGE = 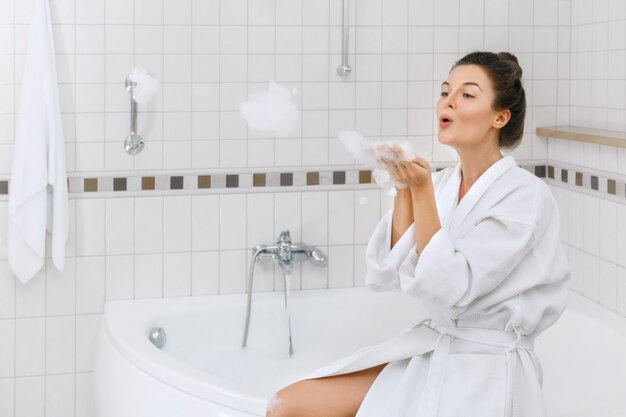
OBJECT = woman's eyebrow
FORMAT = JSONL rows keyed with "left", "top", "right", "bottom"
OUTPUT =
{"left": 441, "top": 81, "right": 483, "bottom": 92}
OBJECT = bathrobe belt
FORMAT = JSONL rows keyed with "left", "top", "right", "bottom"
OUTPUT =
{"left": 421, "top": 319, "right": 534, "bottom": 417}
{"left": 303, "top": 318, "right": 534, "bottom": 417}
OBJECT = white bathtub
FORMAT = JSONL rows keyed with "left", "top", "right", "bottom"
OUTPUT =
{"left": 94, "top": 287, "right": 626, "bottom": 417}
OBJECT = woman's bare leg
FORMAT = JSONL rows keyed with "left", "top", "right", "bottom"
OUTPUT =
{"left": 266, "top": 363, "right": 387, "bottom": 417}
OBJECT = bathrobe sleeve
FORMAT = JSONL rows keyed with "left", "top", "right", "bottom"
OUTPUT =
{"left": 364, "top": 170, "right": 449, "bottom": 292}
{"left": 398, "top": 218, "right": 534, "bottom": 314}
{"left": 364, "top": 208, "right": 417, "bottom": 291}
{"left": 397, "top": 184, "right": 542, "bottom": 318}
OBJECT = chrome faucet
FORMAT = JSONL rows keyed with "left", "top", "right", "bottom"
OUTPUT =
{"left": 242, "top": 230, "right": 327, "bottom": 356}
{"left": 253, "top": 230, "right": 328, "bottom": 273}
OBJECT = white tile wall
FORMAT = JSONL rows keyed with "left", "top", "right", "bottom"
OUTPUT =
{"left": 0, "top": 0, "right": 567, "bottom": 177}
{"left": 570, "top": 0, "right": 626, "bottom": 131}
{"left": 550, "top": 182, "right": 626, "bottom": 317}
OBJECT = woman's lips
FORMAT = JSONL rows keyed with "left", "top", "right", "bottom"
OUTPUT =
{"left": 439, "top": 119, "right": 452, "bottom": 128}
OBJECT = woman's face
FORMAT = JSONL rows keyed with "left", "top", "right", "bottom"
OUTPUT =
{"left": 436, "top": 64, "right": 508, "bottom": 150}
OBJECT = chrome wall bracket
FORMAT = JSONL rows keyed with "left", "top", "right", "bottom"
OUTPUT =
{"left": 337, "top": 0, "right": 352, "bottom": 76}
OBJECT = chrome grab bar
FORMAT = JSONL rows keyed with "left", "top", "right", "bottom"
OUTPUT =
{"left": 336, "top": 0, "right": 351, "bottom": 76}
{"left": 124, "top": 77, "right": 144, "bottom": 155}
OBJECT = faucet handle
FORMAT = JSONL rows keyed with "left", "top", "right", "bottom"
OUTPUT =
{"left": 253, "top": 245, "right": 278, "bottom": 263}
{"left": 277, "top": 230, "right": 291, "bottom": 244}
{"left": 308, "top": 247, "right": 327, "bottom": 266}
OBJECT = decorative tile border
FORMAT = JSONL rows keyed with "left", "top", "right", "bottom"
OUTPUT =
{"left": 1, "top": 164, "right": 626, "bottom": 200}
{"left": 60, "top": 169, "right": 378, "bottom": 194}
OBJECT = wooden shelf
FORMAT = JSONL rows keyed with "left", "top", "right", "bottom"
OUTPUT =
{"left": 536, "top": 126, "right": 626, "bottom": 148}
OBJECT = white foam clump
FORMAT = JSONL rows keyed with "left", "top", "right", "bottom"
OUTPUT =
{"left": 338, "top": 131, "right": 417, "bottom": 196}
{"left": 239, "top": 81, "right": 298, "bottom": 137}
{"left": 266, "top": 393, "right": 283, "bottom": 414}
{"left": 127, "top": 68, "right": 159, "bottom": 105}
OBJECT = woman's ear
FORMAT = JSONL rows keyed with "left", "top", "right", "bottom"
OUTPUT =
{"left": 493, "top": 109, "right": 511, "bottom": 128}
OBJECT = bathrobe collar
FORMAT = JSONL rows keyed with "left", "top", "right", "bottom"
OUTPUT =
{"left": 438, "top": 155, "right": 516, "bottom": 235}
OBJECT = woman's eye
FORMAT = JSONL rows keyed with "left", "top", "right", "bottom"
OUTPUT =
{"left": 440, "top": 92, "right": 449, "bottom": 97}
{"left": 463, "top": 93, "right": 474, "bottom": 98}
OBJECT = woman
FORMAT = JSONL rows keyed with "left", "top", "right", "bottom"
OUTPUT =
{"left": 267, "top": 51, "right": 570, "bottom": 417}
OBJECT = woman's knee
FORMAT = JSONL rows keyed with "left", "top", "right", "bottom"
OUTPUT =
{"left": 265, "top": 365, "right": 386, "bottom": 417}
{"left": 265, "top": 382, "right": 305, "bottom": 417}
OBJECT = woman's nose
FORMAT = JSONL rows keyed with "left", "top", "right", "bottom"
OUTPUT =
{"left": 441, "top": 93, "right": 455, "bottom": 109}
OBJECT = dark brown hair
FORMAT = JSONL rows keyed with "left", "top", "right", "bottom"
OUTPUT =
{"left": 451, "top": 51, "right": 526, "bottom": 150}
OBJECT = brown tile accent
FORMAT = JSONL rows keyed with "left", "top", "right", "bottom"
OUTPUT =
{"left": 113, "top": 178, "right": 127, "bottom": 191}
{"left": 226, "top": 174, "right": 239, "bottom": 188}
{"left": 253, "top": 173, "right": 266, "bottom": 187}
{"left": 608, "top": 179, "right": 616, "bottom": 195}
{"left": 198, "top": 175, "right": 211, "bottom": 189}
{"left": 170, "top": 176, "right": 184, "bottom": 190}
{"left": 142, "top": 176, "right": 155, "bottom": 190}
{"left": 307, "top": 172, "right": 319, "bottom": 185}
{"left": 561, "top": 169, "right": 568, "bottom": 183}
{"left": 590, "top": 175, "right": 598, "bottom": 191}
{"left": 575, "top": 172, "right": 583, "bottom": 186}
{"left": 280, "top": 173, "right": 293, "bottom": 186}
{"left": 333, "top": 171, "right": 346, "bottom": 184}
{"left": 359, "top": 170, "right": 372, "bottom": 184}
{"left": 0, "top": 181, "right": 7, "bottom": 195}
{"left": 84, "top": 178, "right": 98, "bottom": 192}
{"left": 547, "top": 166, "right": 554, "bottom": 179}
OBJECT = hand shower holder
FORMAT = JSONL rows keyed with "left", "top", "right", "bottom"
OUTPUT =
{"left": 124, "top": 77, "right": 144, "bottom": 155}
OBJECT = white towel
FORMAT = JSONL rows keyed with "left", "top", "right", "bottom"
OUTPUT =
{"left": 8, "top": 0, "right": 68, "bottom": 284}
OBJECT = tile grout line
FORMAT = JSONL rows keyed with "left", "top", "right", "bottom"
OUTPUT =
{"left": 12, "top": 2, "right": 16, "bottom": 414}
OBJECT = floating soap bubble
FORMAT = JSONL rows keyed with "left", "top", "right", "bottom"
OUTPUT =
{"left": 127, "top": 68, "right": 159, "bottom": 105}
{"left": 338, "top": 131, "right": 377, "bottom": 166}
{"left": 239, "top": 81, "right": 299, "bottom": 137}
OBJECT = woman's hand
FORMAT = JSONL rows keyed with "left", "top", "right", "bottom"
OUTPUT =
{"left": 392, "top": 157, "right": 432, "bottom": 190}
{"left": 375, "top": 143, "right": 441, "bottom": 253}
{"left": 375, "top": 144, "right": 433, "bottom": 190}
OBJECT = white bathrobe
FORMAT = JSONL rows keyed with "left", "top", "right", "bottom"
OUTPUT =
{"left": 303, "top": 155, "right": 570, "bottom": 417}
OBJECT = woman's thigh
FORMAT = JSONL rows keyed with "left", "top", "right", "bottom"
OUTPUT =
{"left": 266, "top": 363, "right": 387, "bottom": 417}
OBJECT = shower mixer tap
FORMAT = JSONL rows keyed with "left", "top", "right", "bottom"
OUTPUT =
{"left": 253, "top": 230, "right": 328, "bottom": 274}
{"left": 242, "top": 230, "right": 328, "bottom": 356}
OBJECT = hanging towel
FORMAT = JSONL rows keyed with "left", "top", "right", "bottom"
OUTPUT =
{"left": 8, "top": 0, "right": 68, "bottom": 284}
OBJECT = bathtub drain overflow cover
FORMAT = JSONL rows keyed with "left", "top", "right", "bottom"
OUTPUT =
{"left": 149, "top": 327, "right": 167, "bottom": 349}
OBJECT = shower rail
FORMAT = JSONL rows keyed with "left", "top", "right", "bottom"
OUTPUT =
{"left": 337, "top": 0, "right": 351, "bottom": 76}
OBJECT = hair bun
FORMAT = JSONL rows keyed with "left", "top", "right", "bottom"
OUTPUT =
{"left": 497, "top": 52, "right": 523, "bottom": 81}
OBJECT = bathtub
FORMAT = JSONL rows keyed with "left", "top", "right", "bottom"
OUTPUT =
{"left": 93, "top": 287, "right": 626, "bottom": 417}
